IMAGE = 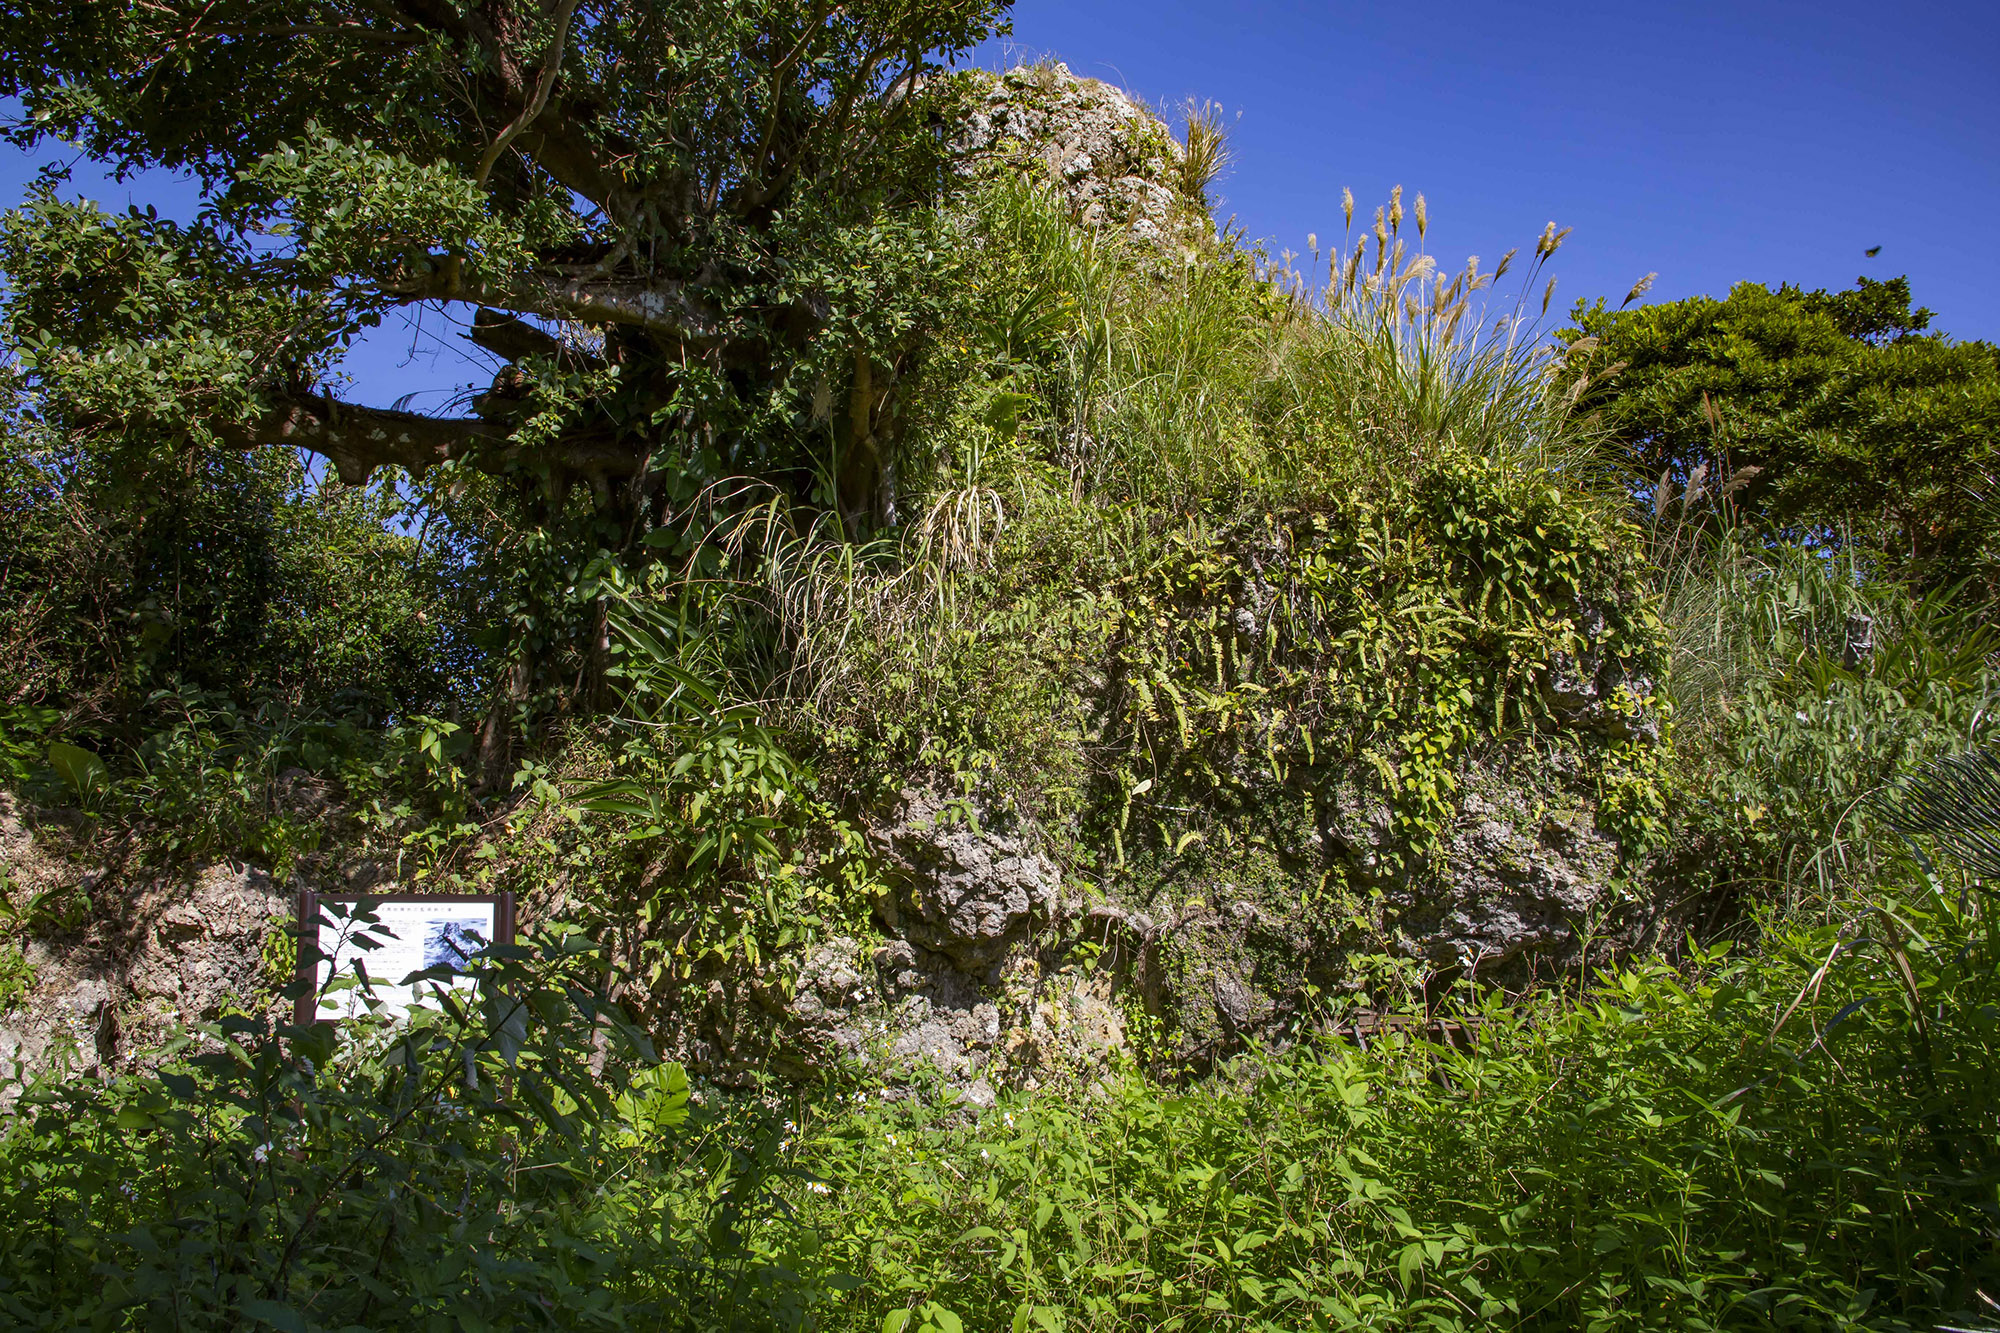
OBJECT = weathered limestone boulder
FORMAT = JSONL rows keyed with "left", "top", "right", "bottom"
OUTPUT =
{"left": 953, "top": 63, "right": 1211, "bottom": 250}
{"left": 774, "top": 934, "right": 1014, "bottom": 1107}
{"left": 1321, "top": 759, "right": 1632, "bottom": 976}
{"left": 1391, "top": 770, "right": 1626, "bottom": 973}
{"left": 869, "top": 787, "right": 1059, "bottom": 970}
{"left": 1, "top": 794, "right": 289, "bottom": 1080}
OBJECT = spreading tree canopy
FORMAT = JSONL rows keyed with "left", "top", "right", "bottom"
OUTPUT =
{"left": 1565, "top": 277, "right": 2000, "bottom": 593}
{"left": 0, "top": 0, "right": 1008, "bottom": 533}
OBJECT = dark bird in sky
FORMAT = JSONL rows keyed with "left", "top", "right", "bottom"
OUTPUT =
{"left": 1865, "top": 245, "right": 1882, "bottom": 257}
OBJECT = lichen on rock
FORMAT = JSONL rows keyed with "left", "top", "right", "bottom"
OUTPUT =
{"left": 951, "top": 62, "right": 1212, "bottom": 251}
{"left": 868, "top": 786, "right": 1059, "bottom": 970}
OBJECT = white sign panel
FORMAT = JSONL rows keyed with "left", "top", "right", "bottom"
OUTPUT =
{"left": 311, "top": 898, "right": 499, "bottom": 1020}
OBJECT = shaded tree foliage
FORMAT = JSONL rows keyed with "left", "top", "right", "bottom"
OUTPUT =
{"left": 0, "top": 410, "right": 467, "bottom": 733}
{"left": 0, "top": 0, "right": 1010, "bottom": 767}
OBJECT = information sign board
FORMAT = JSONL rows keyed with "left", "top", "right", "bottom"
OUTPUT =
{"left": 294, "top": 890, "right": 515, "bottom": 1023}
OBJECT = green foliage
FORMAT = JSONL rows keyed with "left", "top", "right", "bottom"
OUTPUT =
{"left": 8, "top": 31, "right": 2000, "bottom": 1329}
{"left": 1565, "top": 277, "right": 2000, "bottom": 594}
{"left": 0, "top": 412, "right": 466, "bottom": 728}
{"left": 0, "top": 0, "right": 1009, "bottom": 512}
{"left": 785, "top": 874, "right": 2000, "bottom": 1329}
{"left": 0, "top": 928, "right": 819, "bottom": 1330}
{"left": 0, "top": 938, "right": 32, "bottom": 1010}
{"left": 562, "top": 583, "right": 843, "bottom": 986}
{"left": 1101, "top": 454, "right": 1662, "bottom": 875}
{"left": 0, "top": 0, "right": 1022, "bottom": 758}
{"left": 1659, "top": 529, "right": 2000, "bottom": 902}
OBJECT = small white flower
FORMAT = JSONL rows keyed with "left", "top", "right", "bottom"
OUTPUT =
{"left": 1795, "top": 710, "right": 1811, "bottom": 723}
{"left": 252, "top": 1142, "right": 271, "bottom": 1164}
{"left": 1002, "top": 1112, "right": 1015, "bottom": 1128}
{"left": 980, "top": 1149, "right": 990, "bottom": 1160}
{"left": 807, "top": 1181, "right": 831, "bottom": 1195}
{"left": 885, "top": 1134, "right": 897, "bottom": 1146}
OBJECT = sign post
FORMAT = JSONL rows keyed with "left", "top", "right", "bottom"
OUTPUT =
{"left": 294, "top": 890, "right": 516, "bottom": 1024}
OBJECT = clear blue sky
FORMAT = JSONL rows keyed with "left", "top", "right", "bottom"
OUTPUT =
{"left": 4, "top": 0, "right": 1995, "bottom": 409}
{"left": 986, "top": 0, "right": 2000, "bottom": 339}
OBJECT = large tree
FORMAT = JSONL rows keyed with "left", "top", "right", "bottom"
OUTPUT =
{"left": 0, "top": 0, "right": 1006, "bottom": 534}
{"left": 1564, "top": 278, "right": 2000, "bottom": 593}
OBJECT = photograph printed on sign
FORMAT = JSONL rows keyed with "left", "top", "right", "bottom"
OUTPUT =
{"left": 314, "top": 899, "right": 497, "bottom": 1019}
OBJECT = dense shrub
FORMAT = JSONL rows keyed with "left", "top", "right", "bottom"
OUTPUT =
{"left": 1565, "top": 277, "right": 2000, "bottom": 596}
{"left": 0, "top": 928, "right": 819, "bottom": 1331}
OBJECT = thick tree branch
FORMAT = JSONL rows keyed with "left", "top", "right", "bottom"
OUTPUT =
{"left": 211, "top": 390, "right": 648, "bottom": 485}
{"left": 212, "top": 393, "right": 503, "bottom": 483}
{"left": 373, "top": 0, "right": 620, "bottom": 205}
{"left": 474, "top": 0, "right": 580, "bottom": 188}
{"left": 469, "top": 308, "right": 572, "bottom": 363}
{"left": 389, "top": 265, "right": 723, "bottom": 346}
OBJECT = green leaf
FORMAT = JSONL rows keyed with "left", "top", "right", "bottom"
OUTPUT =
{"left": 46, "top": 741, "right": 108, "bottom": 799}
{"left": 239, "top": 1298, "right": 310, "bottom": 1333}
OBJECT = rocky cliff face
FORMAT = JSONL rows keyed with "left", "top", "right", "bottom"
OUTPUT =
{"left": 0, "top": 795, "right": 289, "bottom": 1083}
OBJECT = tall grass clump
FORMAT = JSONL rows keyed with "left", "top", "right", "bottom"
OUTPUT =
{"left": 1645, "top": 491, "right": 2000, "bottom": 910}
{"left": 1174, "top": 99, "right": 1232, "bottom": 211}
{"left": 957, "top": 179, "right": 1617, "bottom": 512}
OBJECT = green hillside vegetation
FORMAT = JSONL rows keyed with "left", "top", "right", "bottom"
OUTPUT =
{"left": 2, "top": 0, "right": 1999, "bottom": 1328}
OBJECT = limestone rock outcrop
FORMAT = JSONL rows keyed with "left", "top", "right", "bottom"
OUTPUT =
{"left": 868, "top": 787, "right": 1059, "bottom": 970}
{"left": 952, "top": 63, "right": 1212, "bottom": 251}
{"left": 1, "top": 793, "right": 289, "bottom": 1082}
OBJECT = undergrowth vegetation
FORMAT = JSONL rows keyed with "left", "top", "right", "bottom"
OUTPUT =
{"left": 4, "top": 835, "right": 1996, "bottom": 1329}
{"left": 794, "top": 896, "right": 1999, "bottom": 1331}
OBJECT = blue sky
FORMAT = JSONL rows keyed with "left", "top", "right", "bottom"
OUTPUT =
{"left": 5, "top": 0, "right": 1995, "bottom": 409}
{"left": 987, "top": 0, "right": 2000, "bottom": 340}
